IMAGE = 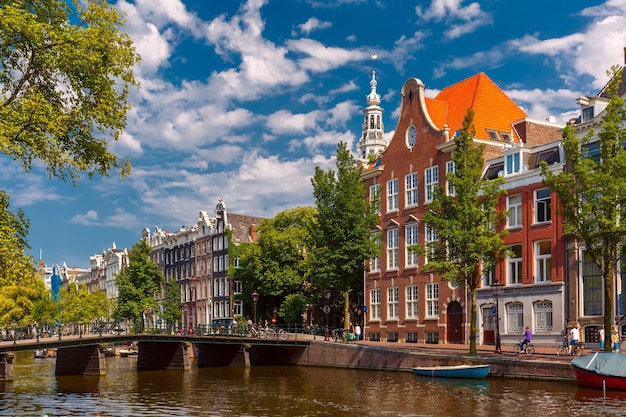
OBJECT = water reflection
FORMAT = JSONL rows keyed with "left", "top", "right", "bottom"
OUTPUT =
{"left": 0, "top": 351, "right": 625, "bottom": 416}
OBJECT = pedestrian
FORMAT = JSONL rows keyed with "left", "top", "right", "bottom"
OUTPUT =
{"left": 355, "top": 324, "right": 362, "bottom": 341}
{"left": 599, "top": 325, "right": 605, "bottom": 350}
{"left": 520, "top": 326, "right": 532, "bottom": 352}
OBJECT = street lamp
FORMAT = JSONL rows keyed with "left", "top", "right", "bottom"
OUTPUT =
{"left": 491, "top": 280, "right": 504, "bottom": 354}
{"left": 252, "top": 290, "right": 260, "bottom": 336}
{"left": 323, "top": 289, "right": 332, "bottom": 341}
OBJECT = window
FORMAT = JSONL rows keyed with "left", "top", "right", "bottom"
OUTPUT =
{"left": 535, "top": 240, "right": 552, "bottom": 282}
{"left": 583, "top": 141, "right": 601, "bottom": 162}
{"left": 534, "top": 301, "right": 553, "bottom": 333}
{"left": 507, "top": 194, "right": 523, "bottom": 228}
{"left": 426, "top": 283, "right": 439, "bottom": 318}
{"left": 446, "top": 161, "right": 457, "bottom": 196}
{"left": 505, "top": 153, "right": 521, "bottom": 175}
{"left": 506, "top": 302, "right": 524, "bottom": 334}
{"left": 582, "top": 251, "right": 602, "bottom": 316}
{"left": 370, "top": 234, "right": 381, "bottom": 272}
{"left": 233, "top": 300, "right": 242, "bottom": 316}
{"left": 508, "top": 244, "right": 523, "bottom": 285}
{"left": 425, "top": 166, "right": 438, "bottom": 203}
{"left": 406, "top": 285, "right": 418, "bottom": 319}
{"left": 405, "top": 173, "right": 418, "bottom": 207}
{"left": 370, "top": 289, "right": 381, "bottom": 320}
{"left": 387, "top": 228, "right": 399, "bottom": 269}
{"left": 370, "top": 184, "right": 381, "bottom": 214}
{"left": 388, "top": 287, "right": 399, "bottom": 319}
{"left": 233, "top": 280, "right": 242, "bottom": 294}
{"left": 387, "top": 178, "right": 398, "bottom": 212}
{"left": 405, "top": 224, "right": 419, "bottom": 267}
{"left": 425, "top": 224, "right": 438, "bottom": 263}
{"left": 482, "top": 260, "right": 495, "bottom": 287}
{"left": 582, "top": 106, "right": 594, "bottom": 122}
{"left": 535, "top": 188, "right": 551, "bottom": 223}
{"left": 486, "top": 129, "right": 499, "bottom": 141}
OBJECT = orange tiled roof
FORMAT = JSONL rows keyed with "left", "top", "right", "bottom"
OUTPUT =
{"left": 427, "top": 73, "right": 527, "bottom": 142}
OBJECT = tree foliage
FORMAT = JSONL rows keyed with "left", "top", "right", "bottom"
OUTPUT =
{"left": 0, "top": 0, "right": 139, "bottom": 184}
{"left": 541, "top": 66, "right": 626, "bottom": 351}
{"left": 0, "top": 191, "right": 37, "bottom": 288}
{"left": 310, "top": 141, "right": 380, "bottom": 332}
{"left": 114, "top": 239, "right": 163, "bottom": 332}
{"left": 416, "top": 109, "right": 508, "bottom": 354}
{"left": 161, "top": 276, "right": 182, "bottom": 332}
{"left": 232, "top": 207, "right": 316, "bottom": 321}
{"left": 58, "top": 282, "right": 108, "bottom": 331}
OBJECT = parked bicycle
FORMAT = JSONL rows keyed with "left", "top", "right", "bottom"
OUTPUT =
{"left": 556, "top": 336, "right": 584, "bottom": 357}
{"left": 513, "top": 339, "right": 535, "bottom": 355}
{"left": 332, "top": 328, "right": 355, "bottom": 342}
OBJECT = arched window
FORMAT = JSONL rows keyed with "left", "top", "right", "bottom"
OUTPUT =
{"left": 534, "top": 301, "right": 553, "bottom": 333}
{"left": 506, "top": 302, "right": 524, "bottom": 333}
{"left": 370, "top": 115, "right": 375, "bottom": 129}
{"left": 376, "top": 115, "right": 381, "bottom": 129}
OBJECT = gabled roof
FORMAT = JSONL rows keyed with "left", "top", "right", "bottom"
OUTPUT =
{"left": 426, "top": 73, "right": 527, "bottom": 143}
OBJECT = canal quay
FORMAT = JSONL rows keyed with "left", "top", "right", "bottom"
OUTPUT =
{"left": 309, "top": 338, "right": 576, "bottom": 381}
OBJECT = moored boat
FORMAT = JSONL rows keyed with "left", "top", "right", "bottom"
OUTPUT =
{"left": 571, "top": 352, "right": 626, "bottom": 390}
{"left": 413, "top": 364, "right": 490, "bottom": 379}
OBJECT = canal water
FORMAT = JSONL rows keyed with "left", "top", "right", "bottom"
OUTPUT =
{"left": 1, "top": 351, "right": 625, "bottom": 416}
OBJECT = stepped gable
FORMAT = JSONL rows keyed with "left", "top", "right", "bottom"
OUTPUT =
{"left": 427, "top": 72, "right": 527, "bottom": 143}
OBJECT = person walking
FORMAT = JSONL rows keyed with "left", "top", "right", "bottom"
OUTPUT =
{"left": 355, "top": 324, "right": 362, "bottom": 341}
{"left": 568, "top": 325, "right": 580, "bottom": 354}
{"left": 520, "top": 326, "right": 532, "bottom": 352}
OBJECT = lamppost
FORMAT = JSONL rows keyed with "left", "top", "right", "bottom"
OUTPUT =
{"left": 252, "top": 290, "right": 259, "bottom": 336}
{"left": 491, "top": 280, "right": 504, "bottom": 354}
{"left": 323, "top": 289, "right": 332, "bottom": 341}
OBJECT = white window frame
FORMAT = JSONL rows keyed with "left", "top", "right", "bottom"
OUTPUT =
{"left": 534, "top": 188, "right": 551, "bottom": 224}
{"left": 534, "top": 301, "right": 553, "bottom": 333}
{"left": 507, "top": 194, "right": 523, "bottom": 228}
{"left": 424, "top": 224, "right": 438, "bottom": 263}
{"left": 405, "top": 224, "right": 419, "bottom": 268}
{"left": 506, "top": 302, "right": 524, "bottom": 334}
{"left": 425, "top": 166, "right": 438, "bottom": 203}
{"left": 405, "top": 172, "right": 418, "bottom": 207}
{"left": 387, "top": 287, "right": 399, "bottom": 320}
{"left": 370, "top": 183, "right": 381, "bottom": 214}
{"left": 535, "top": 240, "right": 552, "bottom": 282}
{"left": 425, "top": 283, "right": 439, "bottom": 318}
{"left": 370, "top": 234, "right": 381, "bottom": 272}
{"left": 387, "top": 228, "right": 399, "bottom": 270}
{"left": 508, "top": 244, "right": 523, "bottom": 285}
{"left": 446, "top": 160, "right": 457, "bottom": 196}
{"left": 406, "top": 285, "right": 418, "bottom": 319}
{"left": 505, "top": 152, "right": 520, "bottom": 175}
{"left": 387, "top": 178, "right": 399, "bottom": 212}
{"left": 370, "top": 289, "right": 381, "bottom": 320}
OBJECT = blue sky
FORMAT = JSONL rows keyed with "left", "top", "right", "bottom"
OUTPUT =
{"left": 4, "top": 0, "right": 626, "bottom": 269}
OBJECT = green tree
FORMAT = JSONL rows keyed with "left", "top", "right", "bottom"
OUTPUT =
{"left": 416, "top": 109, "right": 508, "bottom": 355}
{"left": 0, "top": 0, "right": 139, "bottom": 183}
{"left": 232, "top": 207, "right": 317, "bottom": 321}
{"left": 0, "top": 281, "right": 46, "bottom": 330}
{"left": 0, "top": 191, "right": 37, "bottom": 290}
{"left": 58, "top": 282, "right": 107, "bottom": 334}
{"left": 114, "top": 239, "right": 163, "bottom": 332}
{"left": 310, "top": 141, "right": 380, "bottom": 336}
{"left": 541, "top": 66, "right": 626, "bottom": 352}
{"left": 280, "top": 293, "right": 306, "bottom": 324}
{"left": 161, "top": 276, "right": 182, "bottom": 333}
{"left": 31, "top": 293, "right": 59, "bottom": 332}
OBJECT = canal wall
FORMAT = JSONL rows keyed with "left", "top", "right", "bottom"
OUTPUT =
{"left": 302, "top": 341, "right": 575, "bottom": 381}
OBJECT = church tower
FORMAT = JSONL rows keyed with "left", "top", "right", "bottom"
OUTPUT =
{"left": 358, "top": 67, "right": 386, "bottom": 163}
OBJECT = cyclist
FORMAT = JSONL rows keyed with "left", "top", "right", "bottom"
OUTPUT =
{"left": 568, "top": 325, "right": 580, "bottom": 354}
{"left": 519, "top": 326, "right": 532, "bottom": 352}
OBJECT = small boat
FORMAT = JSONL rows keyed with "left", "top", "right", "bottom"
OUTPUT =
{"left": 571, "top": 352, "right": 626, "bottom": 390}
{"left": 413, "top": 364, "right": 490, "bottom": 379}
{"left": 119, "top": 348, "right": 138, "bottom": 357}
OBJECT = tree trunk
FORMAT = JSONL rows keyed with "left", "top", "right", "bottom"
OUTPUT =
{"left": 343, "top": 290, "right": 350, "bottom": 342}
{"left": 469, "top": 286, "right": 477, "bottom": 354}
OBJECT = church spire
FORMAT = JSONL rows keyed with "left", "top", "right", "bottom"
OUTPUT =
{"left": 358, "top": 55, "right": 386, "bottom": 164}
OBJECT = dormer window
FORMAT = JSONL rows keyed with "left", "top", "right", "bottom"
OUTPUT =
{"left": 582, "top": 106, "right": 594, "bottom": 122}
{"left": 505, "top": 152, "right": 520, "bottom": 175}
{"left": 500, "top": 132, "right": 512, "bottom": 143}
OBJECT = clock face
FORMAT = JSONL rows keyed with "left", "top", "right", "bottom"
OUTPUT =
{"left": 406, "top": 125, "right": 417, "bottom": 148}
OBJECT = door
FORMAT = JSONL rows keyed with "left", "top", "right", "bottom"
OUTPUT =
{"left": 483, "top": 306, "right": 495, "bottom": 345}
{"left": 446, "top": 301, "right": 464, "bottom": 344}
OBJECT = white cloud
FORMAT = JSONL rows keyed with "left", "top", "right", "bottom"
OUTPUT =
{"left": 388, "top": 31, "right": 428, "bottom": 73}
{"left": 296, "top": 17, "right": 332, "bottom": 35}
{"left": 266, "top": 109, "right": 322, "bottom": 134}
{"left": 288, "top": 39, "right": 370, "bottom": 72}
{"left": 69, "top": 210, "right": 99, "bottom": 226}
{"left": 416, "top": 0, "right": 492, "bottom": 39}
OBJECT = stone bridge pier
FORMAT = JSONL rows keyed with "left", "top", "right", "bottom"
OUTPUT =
{"left": 55, "top": 345, "right": 105, "bottom": 376}
{"left": 137, "top": 341, "right": 190, "bottom": 371}
{"left": 0, "top": 353, "right": 14, "bottom": 381}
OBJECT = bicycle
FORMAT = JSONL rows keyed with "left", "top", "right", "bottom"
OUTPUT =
{"left": 261, "top": 326, "right": 289, "bottom": 341}
{"left": 556, "top": 336, "right": 585, "bottom": 357}
{"left": 513, "top": 339, "right": 535, "bottom": 355}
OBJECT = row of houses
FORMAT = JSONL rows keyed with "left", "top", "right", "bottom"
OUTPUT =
{"left": 360, "top": 55, "right": 626, "bottom": 347}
